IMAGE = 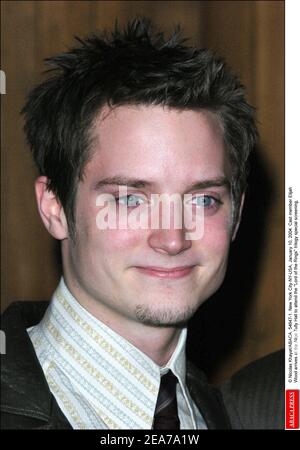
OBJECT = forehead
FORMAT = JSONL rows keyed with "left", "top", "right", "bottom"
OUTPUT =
{"left": 85, "top": 105, "right": 227, "bottom": 187}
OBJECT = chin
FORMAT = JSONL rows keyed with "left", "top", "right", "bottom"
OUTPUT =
{"left": 134, "top": 303, "right": 198, "bottom": 328}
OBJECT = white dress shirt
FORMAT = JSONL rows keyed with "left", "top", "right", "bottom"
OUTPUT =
{"left": 28, "top": 278, "right": 207, "bottom": 429}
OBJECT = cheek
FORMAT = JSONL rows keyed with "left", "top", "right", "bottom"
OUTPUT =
{"left": 198, "top": 213, "right": 231, "bottom": 256}
{"left": 97, "top": 229, "right": 144, "bottom": 253}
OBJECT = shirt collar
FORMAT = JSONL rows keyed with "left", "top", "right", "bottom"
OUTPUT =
{"left": 36, "top": 277, "right": 188, "bottom": 428}
{"left": 58, "top": 277, "right": 187, "bottom": 378}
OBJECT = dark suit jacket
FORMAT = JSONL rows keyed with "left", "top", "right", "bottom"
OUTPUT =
{"left": 1, "top": 301, "right": 230, "bottom": 429}
{"left": 220, "top": 349, "right": 285, "bottom": 429}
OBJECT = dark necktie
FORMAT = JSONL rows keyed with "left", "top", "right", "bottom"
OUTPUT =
{"left": 152, "top": 371, "right": 180, "bottom": 429}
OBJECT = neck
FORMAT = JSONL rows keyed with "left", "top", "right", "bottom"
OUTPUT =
{"left": 83, "top": 300, "right": 182, "bottom": 366}
{"left": 62, "top": 277, "right": 183, "bottom": 367}
{"left": 119, "top": 325, "right": 182, "bottom": 367}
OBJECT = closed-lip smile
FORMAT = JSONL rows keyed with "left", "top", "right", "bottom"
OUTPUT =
{"left": 134, "top": 265, "right": 196, "bottom": 279}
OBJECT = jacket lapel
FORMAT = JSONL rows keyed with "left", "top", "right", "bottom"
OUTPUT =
{"left": 1, "top": 301, "right": 71, "bottom": 428}
{"left": 186, "top": 360, "right": 231, "bottom": 429}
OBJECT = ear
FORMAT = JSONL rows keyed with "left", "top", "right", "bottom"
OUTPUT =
{"left": 35, "top": 176, "right": 69, "bottom": 240}
{"left": 231, "top": 192, "right": 245, "bottom": 241}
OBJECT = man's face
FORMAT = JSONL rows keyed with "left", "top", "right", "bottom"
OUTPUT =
{"left": 62, "top": 105, "right": 234, "bottom": 330}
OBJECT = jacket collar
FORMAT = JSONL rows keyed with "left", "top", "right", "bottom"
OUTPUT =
{"left": 1, "top": 301, "right": 70, "bottom": 426}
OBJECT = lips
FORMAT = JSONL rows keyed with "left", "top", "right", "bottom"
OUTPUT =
{"left": 134, "top": 265, "right": 196, "bottom": 279}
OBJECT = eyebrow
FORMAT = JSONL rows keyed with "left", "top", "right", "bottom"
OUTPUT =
{"left": 94, "top": 176, "right": 152, "bottom": 190}
{"left": 185, "top": 177, "right": 230, "bottom": 191}
{"left": 93, "top": 176, "right": 230, "bottom": 192}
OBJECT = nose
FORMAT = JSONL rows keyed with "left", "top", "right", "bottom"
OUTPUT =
{"left": 147, "top": 227, "right": 192, "bottom": 256}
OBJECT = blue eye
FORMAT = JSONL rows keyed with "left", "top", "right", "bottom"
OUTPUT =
{"left": 116, "top": 194, "right": 146, "bottom": 207}
{"left": 190, "top": 195, "right": 217, "bottom": 207}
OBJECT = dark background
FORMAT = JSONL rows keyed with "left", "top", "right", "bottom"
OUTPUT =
{"left": 1, "top": 1, "right": 284, "bottom": 384}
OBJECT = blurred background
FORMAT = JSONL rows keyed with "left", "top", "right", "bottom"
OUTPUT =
{"left": 1, "top": 0, "right": 284, "bottom": 384}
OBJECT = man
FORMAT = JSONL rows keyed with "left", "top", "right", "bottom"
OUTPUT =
{"left": 1, "top": 18, "right": 259, "bottom": 429}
